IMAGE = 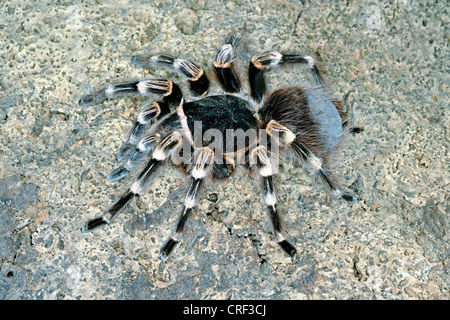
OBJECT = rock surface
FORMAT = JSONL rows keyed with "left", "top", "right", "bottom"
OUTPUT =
{"left": 0, "top": 0, "right": 447, "bottom": 299}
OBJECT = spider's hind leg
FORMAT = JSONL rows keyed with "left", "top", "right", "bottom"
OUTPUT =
{"left": 260, "top": 87, "right": 358, "bottom": 203}
{"left": 290, "top": 140, "right": 357, "bottom": 203}
{"left": 251, "top": 146, "right": 298, "bottom": 260}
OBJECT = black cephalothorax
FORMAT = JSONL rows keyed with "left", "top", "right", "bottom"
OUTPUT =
{"left": 80, "top": 35, "right": 360, "bottom": 261}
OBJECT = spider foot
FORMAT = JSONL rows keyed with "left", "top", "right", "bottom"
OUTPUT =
{"left": 112, "top": 135, "right": 160, "bottom": 182}
{"left": 117, "top": 143, "right": 134, "bottom": 163}
{"left": 107, "top": 166, "right": 129, "bottom": 182}
{"left": 278, "top": 240, "right": 299, "bottom": 261}
{"left": 158, "top": 239, "right": 179, "bottom": 260}
{"left": 351, "top": 126, "right": 364, "bottom": 134}
{"left": 81, "top": 216, "right": 108, "bottom": 232}
{"left": 342, "top": 192, "right": 358, "bottom": 203}
{"left": 79, "top": 91, "right": 107, "bottom": 107}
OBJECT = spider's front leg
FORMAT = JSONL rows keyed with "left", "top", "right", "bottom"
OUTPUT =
{"left": 132, "top": 54, "right": 210, "bottom": 96}
{"left": 79, "top": 78, "right": 182, "bottom": 108}
{"left": 79, "top": 78, "right": 183, "bottom": 166}
{"left": 213, "top": 34, "right": 242, "bottom": 93}
{"left": 249, "top": 51, "right": 324, "bottom": 102}
{"left": 81, "top": 132, "right": 183, "bottom": 232}
{"left": 251, "top": 146, "right": 298, "bottom": 260}
{"left": 158, "top": 147, "right": 214, "bottom": 259}
{"left": 115, "top": 80, "right": 183, "bottom": 164}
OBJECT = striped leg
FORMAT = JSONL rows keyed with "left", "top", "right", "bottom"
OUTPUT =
{"left": 291, "top": 141, "right": 357, "bottom": 203}
{"left": 249, "top": 51, "right": 324, "bottom": 102}
{"left": 265, "top": 119, "right": 357, "bottom": 203}
{"left": 107, "top": 134, "right": 160, "bottom": 182}
{"left": 79, "top": 78, "right": 182, "bottom": 107}
{"left": 81, "top": 132, "right": 183, "bottom": 232}
{"left": 132, "top": 54, "right": 210, "bottom": 96}
{"left": 251, "top": 146, "right": 298, "bottom": 260}
{"left": 96, "top": 80, "right": 182, "bottom": 163}
{"left": 79, "top": 78, "right": 182, "bottom": 163}
{"left": 265, "top": 120, "right": 356, "bottom": 202}
{"left": 116, "top": 102, "right": 164, "bottom": 164}
{"left": 213, "top": 34, "right": 242, "bottom": 93}
{"left": 158, "top": 147, "right": 214, "bottom": 259}
{"left": 115, "top": 96, "right": 179, "bottom": 164}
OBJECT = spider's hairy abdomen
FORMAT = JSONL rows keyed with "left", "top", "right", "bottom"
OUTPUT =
{"left": 259, "top": 86, "right": 344, "bottom": 161}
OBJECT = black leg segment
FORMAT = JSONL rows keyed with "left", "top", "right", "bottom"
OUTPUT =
{"left": 248, "top": 51, "right": 326, "bottom": 103}
{"left": 132, "top": 54, "right": 210, "bottom": 96}
{"left": 214, "top": 34, "right": 242, "bottom": 93}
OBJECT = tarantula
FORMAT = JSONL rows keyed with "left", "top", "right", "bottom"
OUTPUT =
{"left": 80, "top": 35, "right": 358, "bottom": 261}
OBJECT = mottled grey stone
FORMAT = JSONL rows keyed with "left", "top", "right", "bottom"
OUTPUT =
{"left": 0, "top": 0, "right": 447, "bottom": 300}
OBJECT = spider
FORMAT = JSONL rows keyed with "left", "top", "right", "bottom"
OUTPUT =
{"left": 80, "top": 34, "right": 359, "bottom": 261}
